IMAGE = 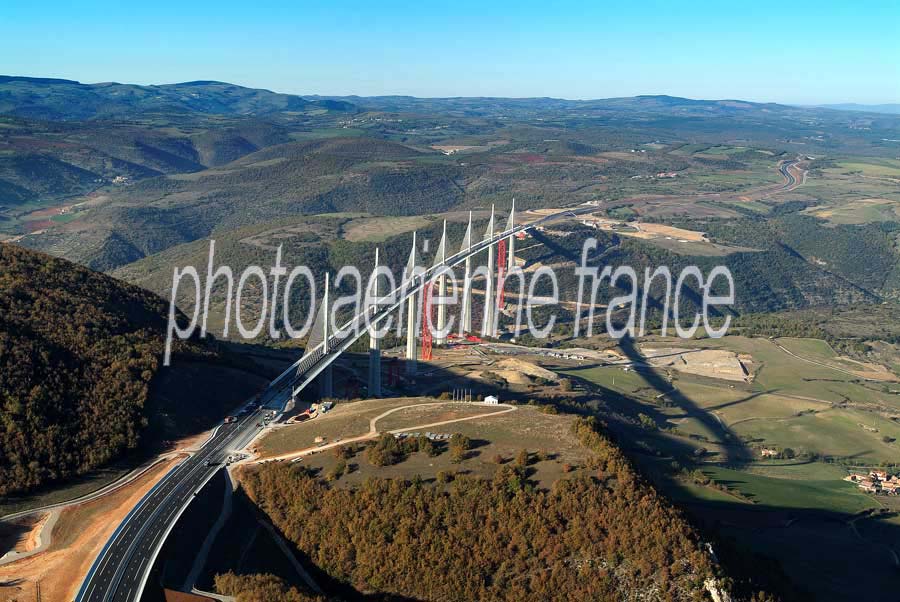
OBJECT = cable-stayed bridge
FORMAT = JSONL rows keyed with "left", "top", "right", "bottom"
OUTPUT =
{"left": 265, "top": 202, "right": 591, "bottom": 405}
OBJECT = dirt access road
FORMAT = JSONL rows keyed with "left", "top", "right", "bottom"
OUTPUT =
{"left": 256, "top": 401, "right": 517, "bottom": 463}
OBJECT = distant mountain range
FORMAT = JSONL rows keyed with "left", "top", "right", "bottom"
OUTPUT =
{"left": 5, "top": 75, "right": 897, "bottom": 122}
{"left": 815, "top": 103, "right": 900, "bottom": 115}
{"left": 0, "top": 75, "right": 356, "bottom": 120}
{"left": 306, "top": 93, "right": 799, "bottom": 118}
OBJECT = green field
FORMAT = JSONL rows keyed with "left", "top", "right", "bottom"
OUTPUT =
{"left": 700, "top": 465, "right": 875, "bottom": 513}
{"left": 835, "top": 159, "right": 900, "bottom": 178}
{"left": 707, "top": 199, "right": 772, "bottom": 214}
{"left": 741, "top": 459, "right": 851, "bottom": 480}
{"left": 646, "top": 338, "right": 900, "bottom": 462}
{"left": 797, "top": 157, "right": 900, "bottom": 226}
{"left": 807, "top": 198, "right": 900, "bottom": 224}
{"left": 342, "top": 214, "right": 435, "bottom": 242}
{"left": 676, "top": 336, "right": 897, "bottom": 406}
{"left": 777, "top": 336, "right": 836, "bottom": 358}
{"left": 732, "top": 407, "right": 900, "bottom": 463}
{"left": 693, "top": 145, "right": 750, "bottom": 157}
{"left": 562, "top": 364, "right": 653, "bottom": 398}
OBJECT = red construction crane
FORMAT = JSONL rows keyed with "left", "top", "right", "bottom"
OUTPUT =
{"left": 420, "top": 279, "right": 433, "bottom": 361}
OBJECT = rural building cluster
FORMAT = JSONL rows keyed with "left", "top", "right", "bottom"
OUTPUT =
{"left": 844, "top": 470, "right": 900, "bottom": 495}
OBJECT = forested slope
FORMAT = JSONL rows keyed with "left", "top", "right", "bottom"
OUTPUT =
{"left": 233, "top": 418, "right": 735, "bottom": 602}
{"left": 0, "top": 243, "right": 261, "bottom": 496}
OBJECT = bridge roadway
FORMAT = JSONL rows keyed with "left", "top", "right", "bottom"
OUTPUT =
{"left": 76, "top": 204, "right": 592, "bottom": 602}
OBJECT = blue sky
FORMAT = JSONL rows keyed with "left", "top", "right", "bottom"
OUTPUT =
{"left": 3, "top": 0, "right": 898, "bottom": 104}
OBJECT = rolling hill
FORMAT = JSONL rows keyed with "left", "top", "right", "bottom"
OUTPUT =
{"left": 20, "top": 137, "right": 465, "bottom": 269}
{"left": 0, "top": 78, "right": 359, "bottom": 210}
{"left": 4, "top": 77, "right": 900, "bottom": 317}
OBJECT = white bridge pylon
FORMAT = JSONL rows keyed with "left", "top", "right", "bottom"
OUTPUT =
{"left": 432, "top": 219, "right": 449, "bottom": 346}
{"left": 276, "top": 201, "right": 577, "bottom": 403}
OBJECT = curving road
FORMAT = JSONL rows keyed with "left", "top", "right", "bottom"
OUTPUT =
{"left": 778, "top": 158, "right": 808, "bottom": 191}
{"left": 780, "top": 160, "right": 798, "bottom": 188}
{"left": 76, "top": 408, "right": 265, "bottom": 602}
{"left": 258, "top": 401, "right": 517, "bottom": 463}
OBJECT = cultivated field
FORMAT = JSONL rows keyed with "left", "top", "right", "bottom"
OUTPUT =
{"left": 568, "top": 335, "right": 900, "bottom": 465}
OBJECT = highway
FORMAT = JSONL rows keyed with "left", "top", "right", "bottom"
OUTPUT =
{"left": 780, "top": 161, "right": 796, "bottom": 188}
{"left": 75, "top": 407, "right": 267, "bottom": 602}
{"left": 779, "top": 159, "right": 804, "bottom": 190}
{"left": 778, "top": 161, "right": 797, "bottom": 188}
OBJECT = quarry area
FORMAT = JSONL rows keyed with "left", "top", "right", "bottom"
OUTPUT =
{"left": 639, "top": 346, "right": 753, "bottom": 382}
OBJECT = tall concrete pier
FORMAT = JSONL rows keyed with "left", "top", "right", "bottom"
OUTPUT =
{"left": 404, "top": 232, "right": 420, "bottom": 374}
{"left": 506, "top": 198, "right": 516, "bottom": 271}
{"left": 459, "top": 211, "right": 474, "bottom": 335}
{"left": 368, "top": 248, "right": 382, "bottom": 397}
{"left": 482, "top": 205, "right": 496, "bottom": 337}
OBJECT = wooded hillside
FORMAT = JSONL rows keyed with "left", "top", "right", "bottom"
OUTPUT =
{"left": 0, "top": 243, "right": 260, "bottom": 496}
{"left": 236, "top": 418, "right": 725, "bottom": 602}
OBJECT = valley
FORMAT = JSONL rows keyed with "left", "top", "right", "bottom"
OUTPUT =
{"left": 2, "top": 74, "right": 900, "bottom": 602}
